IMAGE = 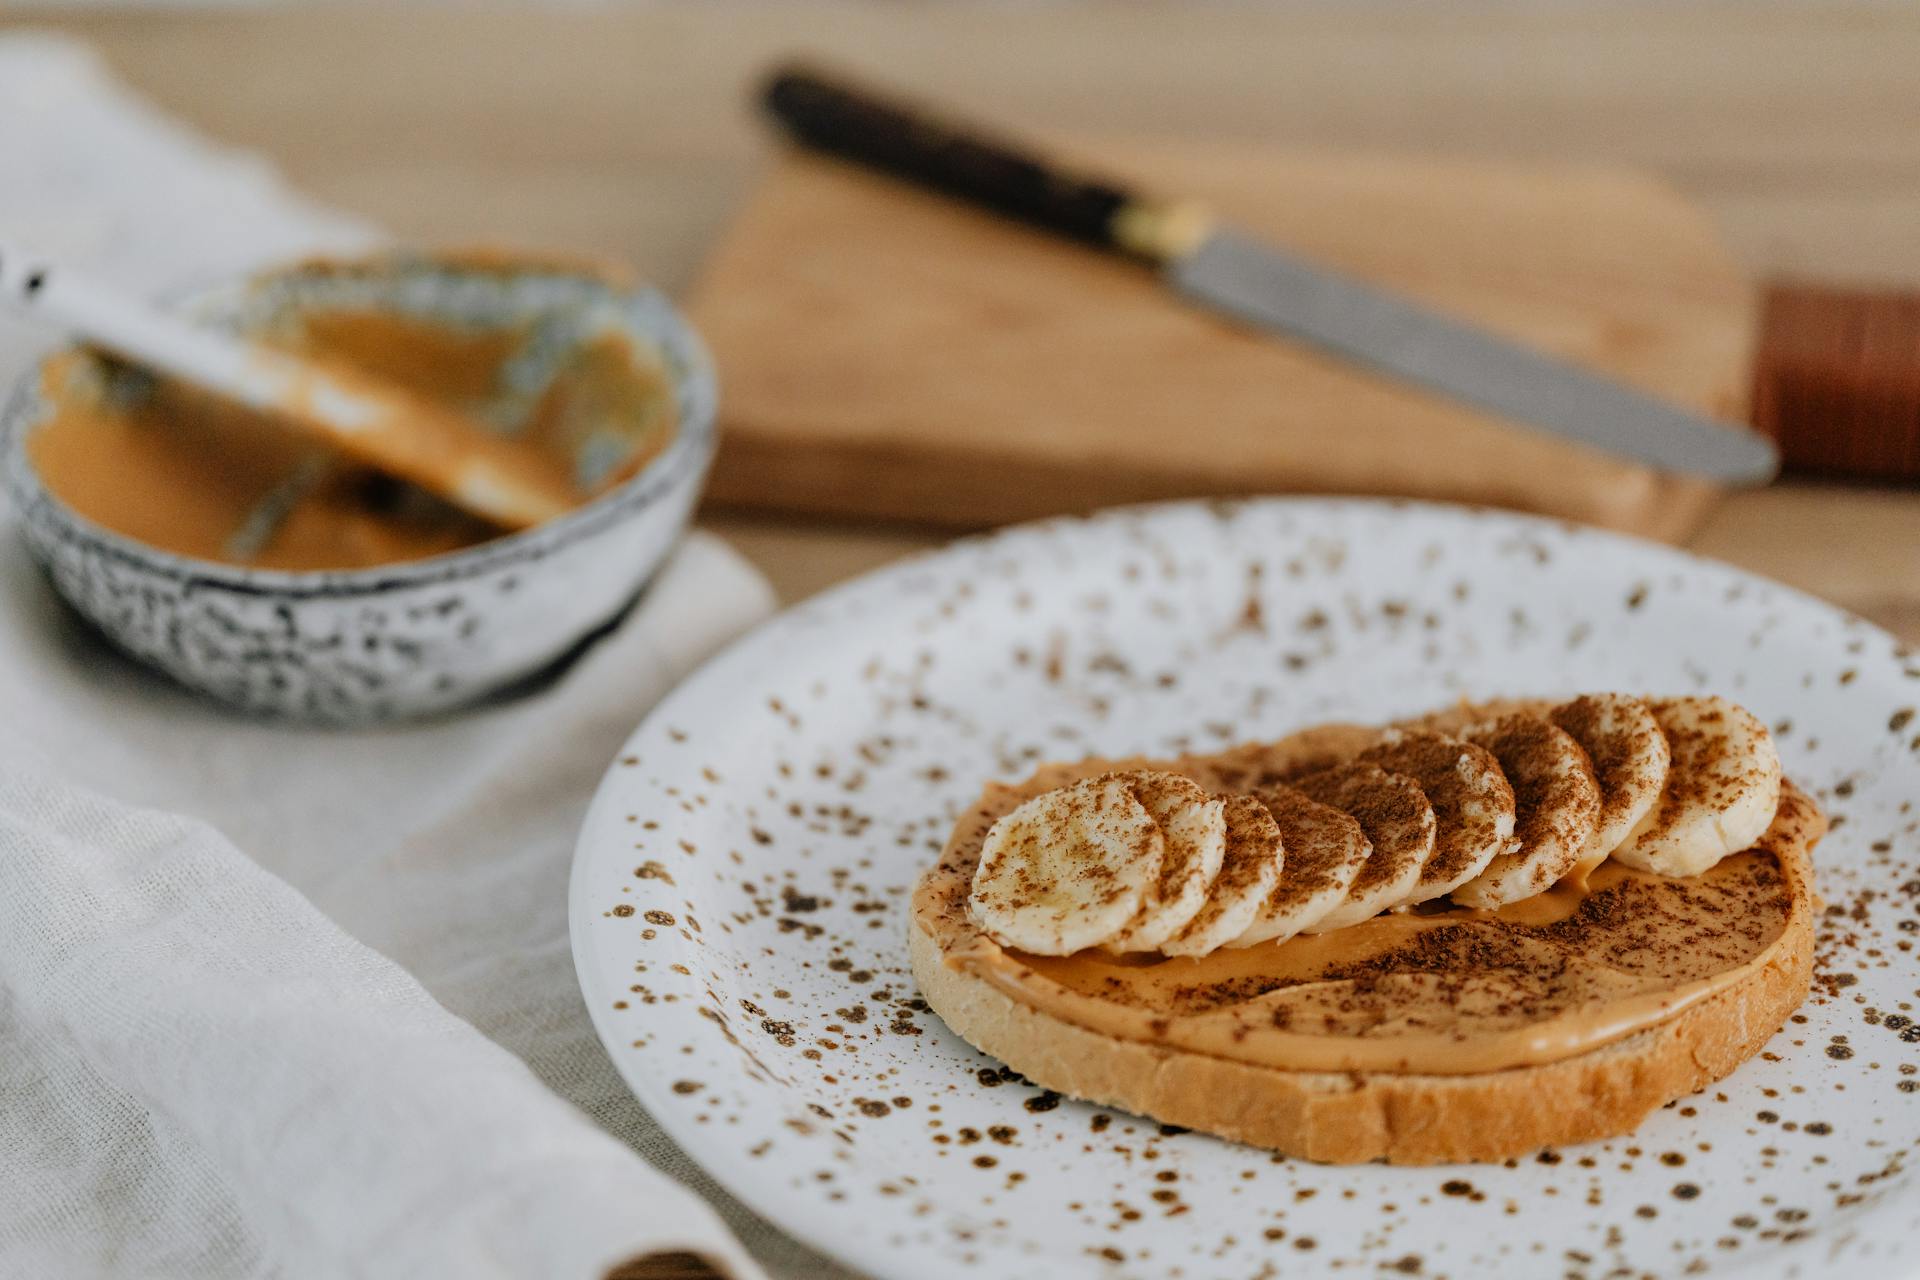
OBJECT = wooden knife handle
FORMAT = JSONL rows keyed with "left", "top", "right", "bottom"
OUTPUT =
{"left": 1754, "top": 283, "right": 1920, "bottom": 483}
{"left": 760, "top": 64, "right": 1210, "bottom": 264}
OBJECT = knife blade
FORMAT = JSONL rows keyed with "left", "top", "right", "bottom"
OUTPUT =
{"left": 762, "top": 65, "right": 1779, "bottom": 486}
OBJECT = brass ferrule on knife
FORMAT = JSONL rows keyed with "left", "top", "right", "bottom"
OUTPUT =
{"left": 1109, "top": 198, "right": 1216, "bottom": 266}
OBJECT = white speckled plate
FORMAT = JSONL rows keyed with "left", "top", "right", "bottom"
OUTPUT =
{"left": 571, "top": 500, "right": 1920, "bottom": 1280}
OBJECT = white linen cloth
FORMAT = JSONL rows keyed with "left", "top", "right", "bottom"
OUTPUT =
{"left": 0, "top": 34, "right": 849, "bottom": 1280}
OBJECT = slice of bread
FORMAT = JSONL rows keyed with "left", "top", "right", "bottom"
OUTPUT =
{"left": 911, "top": 732, "right": 1821, "bottom": 1165}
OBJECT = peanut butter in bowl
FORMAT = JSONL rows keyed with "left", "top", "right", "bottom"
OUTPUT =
{"left": 0, "top": 249, "right": 716, "bottom": 722}
{"left": 25, "top": 257, "right": 680, "bottom": 572}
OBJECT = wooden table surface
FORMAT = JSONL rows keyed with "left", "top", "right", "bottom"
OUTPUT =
{"left": 17, "top": 2, "right": 1920, "bottom": 639}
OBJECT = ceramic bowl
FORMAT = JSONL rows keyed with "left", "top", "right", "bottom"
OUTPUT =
{"left": 0, "top": 253, "right": 717, "bottom": 723}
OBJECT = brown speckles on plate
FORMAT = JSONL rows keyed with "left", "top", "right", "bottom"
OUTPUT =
{"left": 572, "top": 499, "right": 1920, "bottom": 1279}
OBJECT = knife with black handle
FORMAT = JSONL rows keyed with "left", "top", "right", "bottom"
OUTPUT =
{"left": 762, "top": 67, "right": 1207, "bottom": 264}
{"left": 762, "top": 64, "right": 1783, "bottom": 486}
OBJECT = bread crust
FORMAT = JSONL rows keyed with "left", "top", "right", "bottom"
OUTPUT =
{"left": 911, "top": 717, "right": 1822, "bottom": 1164}
{"left": 911, "top": 889, "right": 1812, "bottom": 1163}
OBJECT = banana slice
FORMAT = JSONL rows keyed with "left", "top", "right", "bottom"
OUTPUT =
{"left": 1453, "top": 715, "right": 1602, "bottom": 908}
{"left": 1358, "top": 731, "right": 1517, "bottom": 905}
{"left": 1611, "top": 696, "right": 1781, "bottom": 877}
{"left": 1104, "top": 772, "right": 1228, "bottom": 952}
{"left": 1548, "top": 693, "right": 1671, "bottom": 877}
{"left": 1162, "top": 793, "right": 1283, "bottom": 957}
{"left": 1291, "top": 763, "right": 1435, "bottom": 933}
{"left": 968, "top": 774, "right": 1165, "bottom": 955}
{"left": 1228, "top": 784, "right": 1371, "bottom": 947}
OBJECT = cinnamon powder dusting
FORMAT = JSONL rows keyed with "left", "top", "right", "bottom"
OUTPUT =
{"left": 1468, "top": 714, "right": 1602, "bottom": 893}
{"left": 1553, "top": 694, "right": 1665, "bottom": 824}
{"left": 926, "top": 764, "right": 1821, "bottom": 1075}
{"left": 1168, "top": 793, "right": 1279, "bottom": 942}
{"left": 1631, "top": 698, "right": 1771, "bottom": 849}
{"left": 1019, "top": 849, "right": 1792, "bottom": 1040}
{"left": 1291, "top": 763, "right": 1433, "bottom": 896}
{"left": 1359, "top": 732, "right": 1515, "bottom": 885}
{"left": 1251, "top": 784, "right": 1369, "bottom": 905}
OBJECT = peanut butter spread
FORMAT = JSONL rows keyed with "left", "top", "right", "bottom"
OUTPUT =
{"left": 914, "top": 768, "right": 1822, "bottom": 1077}
{"left": 26, "top": 293, "right": 676, "bottom": 571}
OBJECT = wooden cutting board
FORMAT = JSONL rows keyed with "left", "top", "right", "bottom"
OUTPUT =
{"left": 689, "top": 141, "right": 1755, "bottom": 540}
